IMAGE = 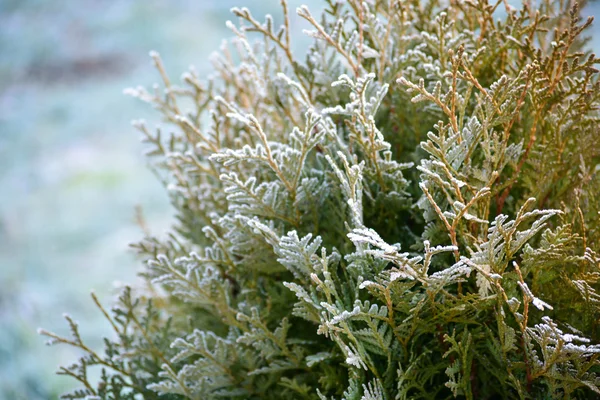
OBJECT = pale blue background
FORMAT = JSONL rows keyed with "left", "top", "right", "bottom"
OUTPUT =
{"left": 0, "top": 1, "right": 319, "bottom": 397}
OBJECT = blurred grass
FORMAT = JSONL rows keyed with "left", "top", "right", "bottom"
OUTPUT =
{"left": 0, "top": 0, "right": 597, "bottom": 399}
{"left": 0, "top": 0, "right": 318, "bottom": 398}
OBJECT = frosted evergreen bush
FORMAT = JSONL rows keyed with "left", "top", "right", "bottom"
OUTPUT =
{"left": 41, "top": 1, "right": 600, "bottom": 398}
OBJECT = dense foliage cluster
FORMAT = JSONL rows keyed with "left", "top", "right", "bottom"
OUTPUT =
{"left": 41, "top": 0, "right": 600, "bottom": 398}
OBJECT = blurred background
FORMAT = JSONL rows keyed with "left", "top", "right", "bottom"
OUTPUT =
{"left": 0, "top": 0, "right": 320, "bottom": 398}
{"left": 0, "top": 0, "right": 597, "bottom": 398}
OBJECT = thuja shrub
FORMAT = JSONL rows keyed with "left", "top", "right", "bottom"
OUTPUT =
{"left": 40, "top": 0, "right": 600, "bottom": 399}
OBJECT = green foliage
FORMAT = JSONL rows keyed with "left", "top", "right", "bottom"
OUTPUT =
{"left": 42, "top": 0, "right": 600, "bottom": 398}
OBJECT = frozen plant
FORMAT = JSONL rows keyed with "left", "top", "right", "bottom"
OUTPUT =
{"left": 41, "top": 0, "right": 600, "bottom": 398}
